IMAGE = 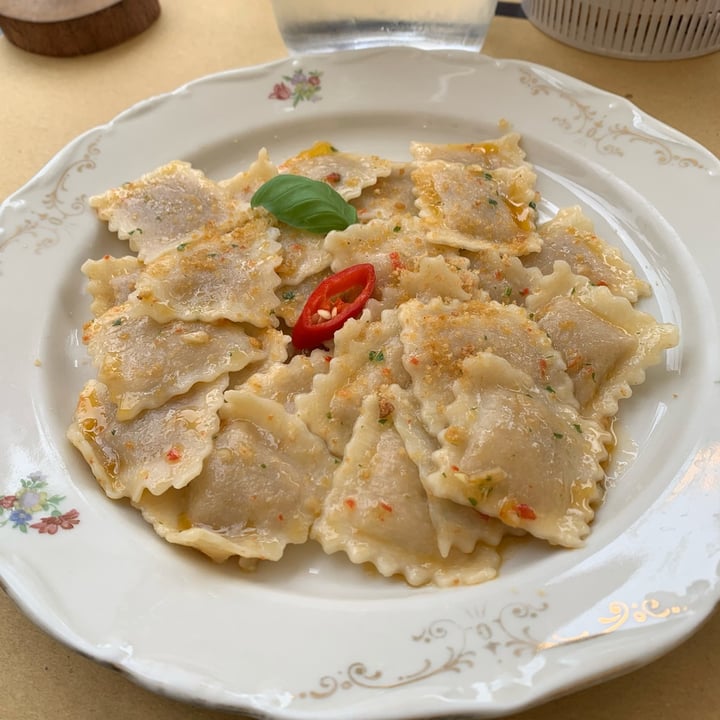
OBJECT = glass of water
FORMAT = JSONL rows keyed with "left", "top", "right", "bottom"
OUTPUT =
{"left": 270, "top": 0, "right": 499, "bottom": 54}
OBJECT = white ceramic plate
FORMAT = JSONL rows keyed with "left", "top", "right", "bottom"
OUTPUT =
{"left": 0, "top": 48, "right": 718, "bottom": 720}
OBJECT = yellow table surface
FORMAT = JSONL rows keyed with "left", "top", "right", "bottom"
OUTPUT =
{"left": 1, "top": 2, "right": 718, "bottom": 719}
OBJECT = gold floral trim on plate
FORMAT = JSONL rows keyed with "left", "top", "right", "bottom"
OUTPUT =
{"left": 539, "top": 596, "right": 689, "bottom": 650}
{"left": 298, "top": 593, "right": 691, "bottom": 700}
{"left": 0, "top": 140, "right": 100, "bottom": 268}
{"left": 298, "top": 601, "right": 549, "bottom": 699}
{"left": 519, "top": 69, "right": 707, "bottom": 170}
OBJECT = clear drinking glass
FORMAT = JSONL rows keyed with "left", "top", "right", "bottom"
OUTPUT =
{"left": 270, "top": 0, "right": 499, "bottom": 54}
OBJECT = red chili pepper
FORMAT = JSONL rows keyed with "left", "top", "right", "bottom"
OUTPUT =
{"left": 292, "top": 264, "right": 376, "bottom": 350}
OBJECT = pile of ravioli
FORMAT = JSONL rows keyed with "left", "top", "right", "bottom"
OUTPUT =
{"left": 68, "top": 134, "right": 678, "bottom": 587}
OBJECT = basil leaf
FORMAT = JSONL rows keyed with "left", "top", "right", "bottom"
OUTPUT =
{"left": 250, "top": 174, "right": 358, "bottom": 234}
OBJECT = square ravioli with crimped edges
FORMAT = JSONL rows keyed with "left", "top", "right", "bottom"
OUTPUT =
{"left": 68, "top": 135, "right": 678, "bottom": 587}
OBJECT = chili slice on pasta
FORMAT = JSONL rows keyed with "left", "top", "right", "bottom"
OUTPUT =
{"left": 291, "top": 263, "right": 376, "bottom": 350}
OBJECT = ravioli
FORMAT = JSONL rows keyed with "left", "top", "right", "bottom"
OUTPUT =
{"left": 398, "top": 296, "right": 576, "bottom": 435}
{"left": 525, "top": 206, "right": 651, "bottom": 302}
{"left": 72, "top": 135, "right": 679, "bottom": 587}
{"left": 412, "top": 161, "right": 541, "bottom": 255}
{"left": 312, "top": 395, "right": 500, "bottom": 586}
{"left": 426, "top": 353, "right": 610, "bottom": 547}
{"left": 67, "top": 376, "right": 227, "bottom": 502}
{"left": 295, "top": 309, "right": 411, "bottom": 456}
{"left": 388, "top": 384, "right": 512, "bottom": 557}
{"left": 84, "top": 302, "right": 266, "bottom": 420}
{"left": 390, "top": 254, "right": 478, "bottom": 310}
{"left": 461, "top": 247, "right": 539, "bottom": 305}
{"left": 410, "top": 133, "right": 528, "bottom": 169}
{"left": 90, "top": 160, "right": 246, "bottom": 261}
{"left": 131, "top": 214, "right": 283, "bottom": 325}
{"left": 138, "top": 392, "right": 335, "bottom": 563}
{"left": 350, "top": 163, "right": 418, "bottom": 222}
{"left": 273, "top": 222, "right": 333, "bottom": 286}
{"left": 219, "top": 148, "right": 278, "bottom": 208}
{"left": 279, "top": 141, "right": 393, "bottom": 200}
{"left": 526, "top": 262, "right": 679, "bottom": 419}
{"left": 239, "top": 348, "right": 330, "bottom": 413}
{"left": 81, "top": 255, "right": 142, "bottom": 317}
{"left": 325, "top": 215, "right": 433, "bottom": 286}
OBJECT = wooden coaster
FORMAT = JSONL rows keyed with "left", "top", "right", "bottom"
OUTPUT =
{"left": 0, "top": 0, "right": 161, "bottom": 57}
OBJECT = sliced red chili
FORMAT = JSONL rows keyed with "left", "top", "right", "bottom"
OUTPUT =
{"left": 292, "top": 263, "right": 376, "bottom": 350}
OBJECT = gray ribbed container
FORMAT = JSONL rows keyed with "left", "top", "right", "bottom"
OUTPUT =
{"left": 521, "top": 0, "right": 720, "bottom": 59}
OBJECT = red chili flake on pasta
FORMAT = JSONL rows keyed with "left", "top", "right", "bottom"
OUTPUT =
{"left": 389, "top": 251, "right": 405, "bottom": 271}
{"left": 379, "top": 502, "right": 393, "bottom": 513}
{"left": 165, "top": 447, "right": 181, "bottom": 462}
{"left": 538, "top": 358, "right": 548, "bottom": 378}
{"left": 344, "top": 498, "right": 356, "bottom": 510}
{"left": 567, "top": 355, "right": 585, "bottom": 372}
{"left": 514, "top": 503, "right": 537, "bottom": 520}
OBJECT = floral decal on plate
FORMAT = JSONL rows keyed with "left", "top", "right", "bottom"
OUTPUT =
{"left": 0, "top": 472, "right": 80, "bottom": 535}
{"left": 269, "top": 69, "right": 323, "bottom": 107}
